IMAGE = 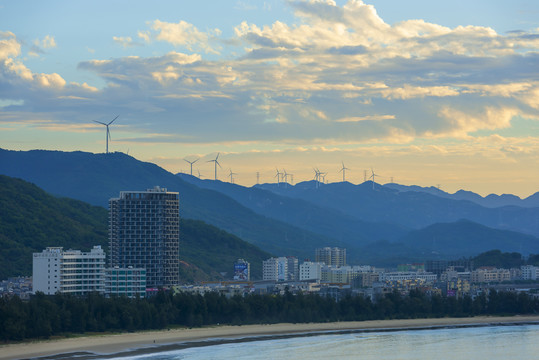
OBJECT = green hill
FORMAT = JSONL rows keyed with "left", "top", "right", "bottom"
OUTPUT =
{"left": 0, "top": 175, "right": 271, "bottom": 281}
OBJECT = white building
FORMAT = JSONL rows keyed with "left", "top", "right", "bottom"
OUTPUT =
{"left": 521, "top": 265, "right": 538, "bottom": 280}
{"left": 263, "top": 257, "right": 288, "bottom": 281}
{"left": 33, "top": 246, "right": 106, "bottom": 295}
{"left": 379, "top": 271, "right": 437, "bottom": 284}
{"left": 300, "top": 262, "right": 323, "bottom": 281}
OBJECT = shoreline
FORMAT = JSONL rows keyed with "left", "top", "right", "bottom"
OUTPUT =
{"left": 2, "top": 315, "right": 539, "bottom": 360}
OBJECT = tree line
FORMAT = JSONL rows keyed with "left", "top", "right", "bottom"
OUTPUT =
{"left": 1, "top": 289, "right": 538, "bottom": 342}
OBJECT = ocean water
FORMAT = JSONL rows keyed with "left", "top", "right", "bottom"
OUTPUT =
{"left": 106, "top": 325, "right": 539, "bottom": 360}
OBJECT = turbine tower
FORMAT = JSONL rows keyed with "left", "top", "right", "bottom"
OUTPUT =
{"left": 339, "top": 161, "right": 350, "bottom": 182}
{"left": 282, "top": 169, "right": 289, "bottom": 188}
{"left": 275, "top": 168, "right": 282, "bottom": 186}
{"left": 207, "top": 153, "right": 221, "bottom": 180}
{"left": 313, "top": 168, "right": 322, "bottom": 188}
{"left": 94, "top": 115, "right": 119, "bottom": 154}
{"left": 228, "top": 168, "right": 237, "bottom": 184}
{"left": 184, "top": 158, "right": 199, "bottom": 176}
{"left": 369, "top": 167, "right": 378, "bottom": 190}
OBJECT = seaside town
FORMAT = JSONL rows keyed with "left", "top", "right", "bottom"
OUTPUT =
{"left": 3, "top": 187, "right": 539, "bottom": 303}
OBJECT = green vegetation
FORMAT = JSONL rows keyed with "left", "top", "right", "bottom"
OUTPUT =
{"left": 178, "top": 219, "right": 271, "bottom": 281}
{"left": 1, "top": 289, "right": 538, "bottom": 342}
{"left": 0, "top": 175, "right": 108, "bottom": 279}
{"left": 472, "top": 250, "right": 525, "bottom": 268}
{"left": 0, "top": 175, "right": 271, "bottom": 280}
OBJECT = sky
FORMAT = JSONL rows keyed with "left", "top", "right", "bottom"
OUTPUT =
{"left": 1, "top": 0, "right": 539, "bottom": 197}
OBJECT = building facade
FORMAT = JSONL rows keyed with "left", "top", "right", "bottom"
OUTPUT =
{"left": 299, "top": 261, "right": 322, "bottom": 281}
{"left": 33, "top": 246, "right": 106, "bottom": 295}
{"left": 105, "top": 266, "right": 146, "bottom": 298}
{"left": 109, "top": 187, "right": 180, "bottom": 288}
{"left": 286, "top": 256, "right": 299, "bottom": 281}
{"left": 263, "top": 257, "right": 288, "bottom": 281}
{"left": 315, "top": 247, "right": 346, "bottom": 266}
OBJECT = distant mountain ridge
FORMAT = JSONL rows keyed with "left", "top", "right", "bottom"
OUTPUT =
{"left": 2, "top": 148, "right": 539, "bottom": 264}
{"left": 385, "top": 183, "right": 539, "bottom": 208}
{"left": 0, "top": 174, "right": 272, "bottom": 280}
{"left": 0, "top": 149, "right": 341, "bottom": 260}
{"left": 178, "top": 173, "right": 408, "bottom": 246}
{"left": 256, "top": 180, "right": 539, "bottom": 238}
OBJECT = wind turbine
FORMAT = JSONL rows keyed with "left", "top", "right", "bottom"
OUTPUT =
{"left": 197, "top": 170, "right": 203, "bottom": 179}
{"left": 339, "top": 161, "right": 350, "bottom": 182}
{"left": 207, "top": 153, "right": 221, "bottom": 180}
{"left": 282, "top": 169, "right": 289, "bottom": 187}
{"left": 184, "top": 158, "right": 199, "bottom": 176}
{"left": 94, "top": 115, "right": 119, "bottom": 154}
{"left": 369, "top": 167, "right": 379, "bottom": 190}
{"left": 228, "top": 168, "right": 237, "bottom": 184}
{"left": 320, "top": 171, "right": 327, "bottom": 184}
{"left": 313, "top": 168, "right": 322, "bottom": 188}
{"left": 275, "top": 168, "right": 282, "bottom": 186}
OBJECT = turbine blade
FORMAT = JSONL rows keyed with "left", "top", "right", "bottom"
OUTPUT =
{"left": 108, "top": 115, "right": 120, "bottom": 126}
{"left": 94, "top": 120, "right": 107, "bottom": 125}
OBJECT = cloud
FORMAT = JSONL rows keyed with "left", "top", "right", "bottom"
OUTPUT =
{"left": 3, "top": 0, "right": 539, "bottom": 150}
{"left": 0, "top": 31, "right": 20, "bottom": 60}
{"left": 336, "top": 115, "right": 395, "bottom": 122}
{"left": 149, "top": 20, "right": 221, "bottom": 54}
{"left": 113, "top": 36, "right": 143, "bottom": 48}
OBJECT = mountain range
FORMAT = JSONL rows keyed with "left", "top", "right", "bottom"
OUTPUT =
{"left": 2, "top": 148, "right": 539, "bottom": 265}
{"left": 0, "top": 174, "right": 271, "bottom": 280}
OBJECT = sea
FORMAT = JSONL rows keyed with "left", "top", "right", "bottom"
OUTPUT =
{"left": 99, "top": 324, "right": 539, "bottom": 360}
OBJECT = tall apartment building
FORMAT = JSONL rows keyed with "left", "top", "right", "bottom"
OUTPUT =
{"left": 33, "top": 246, "right": 106, "bottom": 295}
{"left": 286, "top": 256, "right": 299, "bottom": 281}
{"left": 109, "top": 186, "right": 180, "bottom": 288}
{"left": 315, "top": 247, "right": 346, "bottom": 267}
{"left": 263, "top": 257, "right": 288, "bottom": 281}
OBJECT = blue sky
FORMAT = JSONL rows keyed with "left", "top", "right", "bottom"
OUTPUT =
{"left": 1, "top": 0, "right": 539, "bottom": 196}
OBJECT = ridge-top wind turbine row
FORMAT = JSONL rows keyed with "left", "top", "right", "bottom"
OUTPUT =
{"left": 181, "top": 153, "right": 389, "bottom": 188}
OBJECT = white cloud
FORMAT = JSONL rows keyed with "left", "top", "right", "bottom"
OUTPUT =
{"left": 113, "top": 36, "right": 142, "bottom": 48}
{"left": 150, "top": 20, "right": 221, "bottom": 54}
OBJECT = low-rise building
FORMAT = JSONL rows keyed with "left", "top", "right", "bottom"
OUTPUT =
{"left": 300, "top": 261, "right": 322, "bottom": 281}
{"left": 105, "top": 266, "right": 146, "bottom": 298}
{"left": 379, "top": 271, "right": 437, "bottom": 284}
{"left": 471, "top": 267, "right": 511, "bottom": 283}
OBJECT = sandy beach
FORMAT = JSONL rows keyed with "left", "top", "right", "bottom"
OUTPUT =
{"left": 2, "top": 315, "right": 539, "bottom": 360}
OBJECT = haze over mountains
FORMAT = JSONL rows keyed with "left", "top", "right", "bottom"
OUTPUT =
{"left": 2, "top": 148, "right": 539, "bottom": 266}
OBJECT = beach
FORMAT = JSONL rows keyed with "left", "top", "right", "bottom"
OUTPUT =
{"left": 2, "top": 315, "right": 539, "bottom": 360}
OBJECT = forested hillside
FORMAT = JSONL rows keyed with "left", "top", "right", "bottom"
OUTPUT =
{"left": 0, "top": 175, "right": 271, "bottom": 280}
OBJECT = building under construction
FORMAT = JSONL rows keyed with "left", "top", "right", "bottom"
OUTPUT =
{"left": 109, "top": 186, "right": 180, "bottom": 288}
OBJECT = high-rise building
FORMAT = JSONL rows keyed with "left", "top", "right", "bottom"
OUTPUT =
{"left": 109, "top": 186, "right": 180, "bottom": 288}
{"left": 286, "top": 256, "right": 299, "bottom": 281}
{"left": 33, "top": 246, "right": 106, "bottom": 295}
{"left": 263, "top": 257, "right": 288, "bottom": 281}
{"left": 315, "top": 247, "right": 346, "bottom": 267}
